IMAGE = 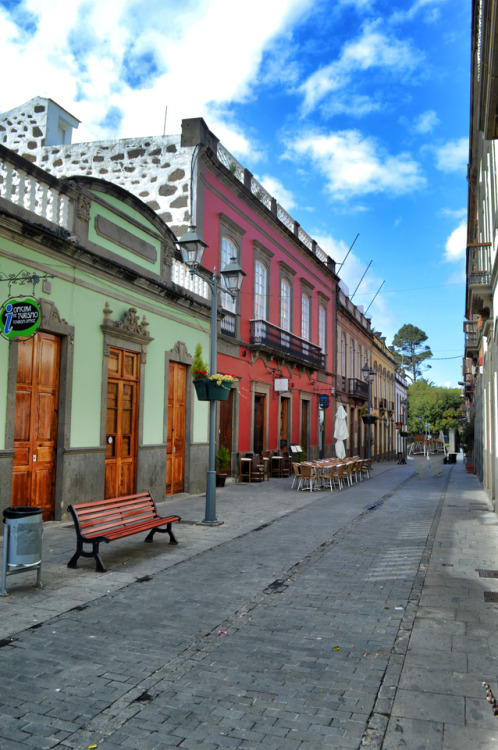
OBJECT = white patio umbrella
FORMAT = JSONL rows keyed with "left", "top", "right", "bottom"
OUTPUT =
{"left": 334, "top": 404, "right": 349, "bottom": 459}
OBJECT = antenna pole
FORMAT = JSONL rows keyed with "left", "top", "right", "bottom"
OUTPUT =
{"left": 337, "top": 233, "right": 359, "bottom": 273}
{"left": 350, "top": 260, "right": 372, "bottom": 301}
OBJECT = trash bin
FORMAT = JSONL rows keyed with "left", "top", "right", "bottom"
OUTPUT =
{"left": 1, "top": 506, "right": 43, "bottom": 596}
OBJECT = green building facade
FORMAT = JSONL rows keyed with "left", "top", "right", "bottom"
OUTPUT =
{"left": 0, "top": 146, "right": 211, "bottom": 520}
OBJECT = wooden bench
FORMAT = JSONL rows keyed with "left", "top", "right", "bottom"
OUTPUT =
{"left": 67, "top": 491, "right": 181, "bottom": 572}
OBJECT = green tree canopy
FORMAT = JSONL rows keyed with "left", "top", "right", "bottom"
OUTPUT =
{"left": 392, "top": 324, "right": 432, "bottom": 383}
{"left": 407, "top": 380, "right": 463, "bottom": 435}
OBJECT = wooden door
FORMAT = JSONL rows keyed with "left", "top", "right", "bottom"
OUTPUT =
{"left": 301, "top": 400, "right": 309, "bottom": 452}
{"left": 12, "top": 333, "right": 60, "bottom": 521}
{"left": 105, "top": 347, "right": 139, "bottom": 498}
{"left": 279, "top": 397, "right": 289, "bottom": 450}
{"left": 254, "top": 394, "right": 266, "bottom": 455}
{"left": 166, "top": 361, "right": 186, "bottom": 495}
{"left": 219, "top": 389, "right": 233, "bottom": 475}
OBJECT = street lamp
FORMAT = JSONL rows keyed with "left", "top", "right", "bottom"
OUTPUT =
{"left": 361, "top": 362, "right": 375, "bottom": 459}
{"left": 178, "top": 226, "right": 245, "bottom": 525}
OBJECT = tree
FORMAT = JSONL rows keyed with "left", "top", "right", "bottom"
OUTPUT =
{"left": 407, "top": 380, "right": 463, "bottom": 435}
{"left": 392, "top": 324, "right": 432, "bottom": 383}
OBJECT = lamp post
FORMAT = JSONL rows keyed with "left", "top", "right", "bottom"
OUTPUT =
{"left": 178, "top": 226, "right": 245, "bottom": 525}
{"left": 401, "top": 398, "right": 408, "bottom": 459}
{"left": 361, "top": 362, "right": 375, "bottom": 459}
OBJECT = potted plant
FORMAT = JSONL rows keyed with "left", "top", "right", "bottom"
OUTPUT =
{"left": 215, "top": 446, "right": 231, "bottom": 487}
{"left": 360, "top": 406, "right": 377, "bottom": 425}
{"left": 191, "top": 343, "right": 210, "bottom": 400}
{"left": 191, "top": 344, "right": 238, "bottom": 401}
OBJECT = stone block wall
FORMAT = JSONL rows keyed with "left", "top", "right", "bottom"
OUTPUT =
{"left": 0, "top": 96, "right": 50, "bottom": 159}
{"left": 1, "top": 98, "right": 195, "bottom": 238}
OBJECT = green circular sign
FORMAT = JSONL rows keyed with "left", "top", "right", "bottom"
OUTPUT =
{"left": 0, "top": 297, "right": 41, "bottom": 340}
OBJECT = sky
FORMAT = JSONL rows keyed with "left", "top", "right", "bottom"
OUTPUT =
{"left": 0, "top": 0, "right": 470, "bottom": 387}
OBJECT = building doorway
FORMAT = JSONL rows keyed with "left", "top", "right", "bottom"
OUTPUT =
{"left": 280, "top": 397, "right": 289, "bottom": 451}
{"left": 166, "top": 361, "right": 187, "bottom": 495}
{"left": 300, "top": 400, "right": 309, "bottom": 454}
{"left": 105, "top": 347, "right": 139, "bottom": 498}
{"left": 219, "top": 389, "right": 234, "bottom": 475}
{"left": 254, "top": 393, "right": 266, "bottom": 455}
{"left": 12, "top": 332, "right": 60, "bottom": 521}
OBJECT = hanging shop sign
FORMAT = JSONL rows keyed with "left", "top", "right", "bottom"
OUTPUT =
{"left": 0, "top": 297, "right": 41, "bottom": 340}
{"left": 319, "top": 394, "right": 330, "bottom": 409}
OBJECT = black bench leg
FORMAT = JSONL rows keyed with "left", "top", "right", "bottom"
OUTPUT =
{"left": 144, "top": 523, "right": 178, "bottom": 545}
{"left": 67, "top": 540, "right": 107, "bottom": 573}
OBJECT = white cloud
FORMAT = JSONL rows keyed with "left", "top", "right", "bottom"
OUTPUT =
{"left": 256, "top": 175, "right": 297, "bottom": 210}
{"left": 299, "top": 22, "right": 423, "bottom": 113}
{"left": 413, "top": 109, "right": 439, "bottom": 134}
{"left": 286, "top": 129, "right": 425, "bottom": 199}
{"left": 390, "top": 0, "right": 448, "bottom": 24}
{"left": 0, "top": 0, "right": 314, "bottom": 144}
{"left": 434, "top": 138, "right": 468, "bottom": 172}
{"left": 443, "top": 221, "right": 466, "bottom": 262}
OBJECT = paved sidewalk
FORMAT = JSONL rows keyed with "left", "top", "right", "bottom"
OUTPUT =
{"left": 0, "top": 459, "right": 497, "bottom": 749}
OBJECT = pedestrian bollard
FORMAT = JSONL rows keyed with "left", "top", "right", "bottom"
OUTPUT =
{"left": 1, "top": 507, "right": 43, "bottom": 596}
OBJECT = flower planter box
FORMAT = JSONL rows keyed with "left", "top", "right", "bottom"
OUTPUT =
{"left": 465, "top": 463, "right": 475, "bottom": 474}
{"left": 216, "top": 474, "right": 227, "bottom": 487}
{"left": 193, "top": 379, "right": 230, "bottom": 401}
{"left": 193, "top": 379, "right": 209, "bottom": 401}
{"left": 362, "top": 416, "right": 378, "bottom": 425}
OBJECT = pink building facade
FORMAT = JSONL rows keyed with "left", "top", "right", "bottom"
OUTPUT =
{"left": 183, "top": 119, "right": 339, "bottom": 467}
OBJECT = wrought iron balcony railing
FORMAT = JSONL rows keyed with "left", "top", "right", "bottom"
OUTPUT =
{"left": 220, "top": 310, "right": 236, "bottom": 337}
{"left": 348, "top": 378, "right": 369, "bottom": 399}
{"left": 464, "top": 320, "right": 479, "bottom": 351}
{"left": 467, "top": 243, "right": 492, "bottom": 286}
{"left": 249, "top": 319, "right": 325, "bottom": 368}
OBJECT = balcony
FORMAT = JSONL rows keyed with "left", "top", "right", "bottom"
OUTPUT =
{"left": 220, "top": 310, "right": 236, "bottom": 337}
{"left": 335, "top": 375, "right": 346, "bottom": 393}
{"left": 467, "top": 243, "right": 492, "bottom": 316}
{"left": 249, "top": 319, "right": 325, "bottom": 369}
{"left": 347, "top": 378, "right": 369, "bottom": 399}
{"left": 464, "top": 319, "right": 479, "bottom": 355}
{"left": 464, "top": 372, "right": 474, "bottom": 392}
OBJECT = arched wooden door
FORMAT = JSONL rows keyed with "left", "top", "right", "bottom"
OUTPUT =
{"left": 12, "top": 333, "right": 60, "bottom": 520}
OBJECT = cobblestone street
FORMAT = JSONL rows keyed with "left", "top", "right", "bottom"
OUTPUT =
{"left": 1, "top": 461, "right": 497, "bottom": 749}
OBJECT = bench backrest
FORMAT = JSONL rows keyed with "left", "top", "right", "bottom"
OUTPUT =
{"left": 69, "top": 492, "right": 158, "bottom": 537}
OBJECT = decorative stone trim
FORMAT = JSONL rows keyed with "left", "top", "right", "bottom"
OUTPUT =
{"left": 101, "top": 303, "right": 153, "bottom": 358}
{"left": 77, "top": 194, "right": 91, "bottom": 222}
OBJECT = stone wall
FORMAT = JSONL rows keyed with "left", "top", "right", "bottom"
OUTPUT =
{"left": 38, "top": 137, "right": 193, "bottom": 237}
{"left": 1, "top": 98, "right": 194, "bottom": 238}
{"left": 0, "top": 96, "right": 50, "bottom": 158}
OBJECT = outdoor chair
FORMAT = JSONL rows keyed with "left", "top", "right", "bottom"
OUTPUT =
{"left": 291, "top": 463, "right": 301, "bottom": 489}
{"left": 334, "top": 463, "right": 347, "bottom": 490}
{"left": 361, "top": 459, "right": 371, "bottom": 479}
{"left": 298, "top": 463, "right": 316, "bottom": 491}
{"left": 318, "top": 464, "right": 336, "bottom": 491}
{"left": 344, "top": 461, "right": 355, "bottom": 487}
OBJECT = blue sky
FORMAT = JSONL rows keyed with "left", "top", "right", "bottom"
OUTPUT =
{"left": 0, "top": 0, "right": 469, "bottom": 387}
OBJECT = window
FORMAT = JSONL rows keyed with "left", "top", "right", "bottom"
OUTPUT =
{"left": 254, "top": 260, "right": 267, "bottom": 320}
{"left": 301, "top": 292, "right": 311, "bottom": 340}
{"left": 318, "top": 304, "right": 326, "bottom": 352}
{"left": 280, "top": 278, "right": 291, "bottom": 348}
{"left": 220, "top": 236, "right": 237, "bottom": 312}
{"left": 280, "top": 278, "right": 291, "bottom": 332}
{"left": 341, "top": 333, "right": 346, "bottom": 378}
